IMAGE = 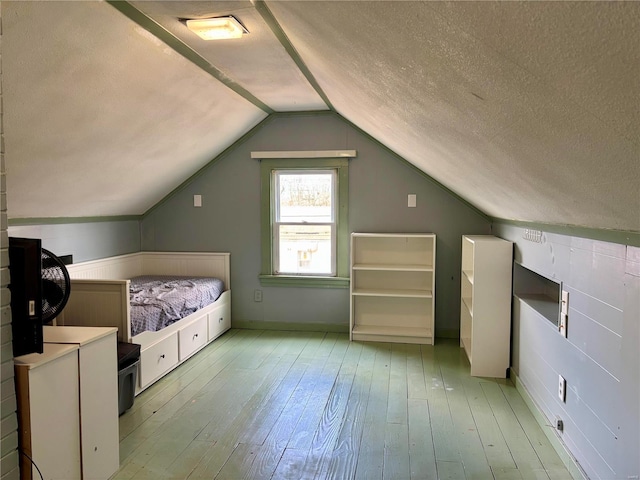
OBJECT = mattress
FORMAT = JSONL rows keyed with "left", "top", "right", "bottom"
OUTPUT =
{"left": 129, "top": 275, "right": 224, "bottom": 337}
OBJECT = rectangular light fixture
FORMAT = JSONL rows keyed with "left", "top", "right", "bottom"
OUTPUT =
{"left": 186, "top": 16, "right": 247, "bottom": 40}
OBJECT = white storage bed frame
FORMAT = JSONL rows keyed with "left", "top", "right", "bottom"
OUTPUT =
{"left": 57, "top": 251, "right": 231, "bottom": 393}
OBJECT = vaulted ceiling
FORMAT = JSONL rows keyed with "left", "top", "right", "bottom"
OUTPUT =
{"left": 3, "top": 1, "right": 639, "bottom": 232}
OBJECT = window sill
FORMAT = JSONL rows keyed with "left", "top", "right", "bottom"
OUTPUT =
{"left": 258, "top": 275, "right": 350, "bottom": 288}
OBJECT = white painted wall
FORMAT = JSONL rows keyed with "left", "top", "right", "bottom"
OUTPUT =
{"left": 494, "top": 223, "right": 640, "bottom": 479}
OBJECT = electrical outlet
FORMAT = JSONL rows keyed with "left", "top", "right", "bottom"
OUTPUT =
{"left": 558, "top": 375, "right": 566, "bottom": 403}
{"left": 254, "top": 289, "right": 263, "bottom": 302}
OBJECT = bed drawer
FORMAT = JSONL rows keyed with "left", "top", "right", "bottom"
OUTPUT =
{"left": 208, "top": 300, "right": 231, "bottom": 341}
{"left": 179, "top": 315, "right": 208, "bottom": 361}
{"left": 139, "top": 333, "right": 178, "bottom": 389}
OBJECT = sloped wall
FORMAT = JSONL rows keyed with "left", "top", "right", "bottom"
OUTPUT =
{"left": 494, "top": 223, "right": 640, "bottom": 479}
{"left": 141, "top": 112, "right": 491, "bottom": 337}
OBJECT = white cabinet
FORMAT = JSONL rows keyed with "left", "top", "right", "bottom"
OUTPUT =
{"left": 15, "top": 328, "right": 120, "bottom": 480}
{"left": 350, "top": 233, "right": 436, "bottom": 345}
{"left": 42, "top": 326, "right": 120, "bottom": 479}
{"left": 460, "top": 235, "right": 513, "bottom": 378}
{"left": 15, "top": 344, "right": 82, "bottom": 480}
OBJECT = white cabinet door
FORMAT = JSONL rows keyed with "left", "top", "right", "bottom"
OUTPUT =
{"left": 15, "top": 344, "right": 82, "bottom": 480}
{"left": 78, "top": 334, "right": 120, "bottom": 479}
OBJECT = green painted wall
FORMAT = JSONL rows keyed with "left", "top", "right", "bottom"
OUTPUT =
{"left": 7, "top": 219, "right": 141, "bottom": 263}
{"left": 141, "top": 112, "right": 491, "bottom": 338}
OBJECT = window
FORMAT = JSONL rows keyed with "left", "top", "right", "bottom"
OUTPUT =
{"left": 258, "top": 157, "right": 350, "bottom": 287}
{"left": 274, "top": 170, "right": 336, "bottom": 276}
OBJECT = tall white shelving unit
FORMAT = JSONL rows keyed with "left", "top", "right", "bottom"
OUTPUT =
{"left": 460, "top": 235, "right": 513, "bottom": 377}
{"left": 350, "top": 233, "right": 436, "bottom": 345}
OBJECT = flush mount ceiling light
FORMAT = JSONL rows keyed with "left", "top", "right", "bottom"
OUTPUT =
{"left": 186, "top": 16, "right": 248, "bottom": 40}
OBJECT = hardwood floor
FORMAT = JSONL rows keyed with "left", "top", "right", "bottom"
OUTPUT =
{"left": 112, "top": 329, "right": 573, "bottom": 480}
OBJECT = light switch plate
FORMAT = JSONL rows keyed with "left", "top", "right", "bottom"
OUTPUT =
{"left": 408, "top": 194, "right": 417, "bottom": 208}
{"left": 194, "top": 194, "right": 202, "bottom": 207}
{"left": 559, "top": 313, "right": 568, "bottom": 337}
{"left": 561, "top": 290, "right": 569, "bottom": 314}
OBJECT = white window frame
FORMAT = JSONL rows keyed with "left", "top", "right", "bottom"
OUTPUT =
{"left": 272, "top": 169, "right": 337, "bottom": 276}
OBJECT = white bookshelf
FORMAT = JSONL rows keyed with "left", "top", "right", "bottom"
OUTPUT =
{"left": 350, "top": 233, "right": 436, "bottom": 345}
{"left": 460, "top": 235, "right": 513, "bottom": 377}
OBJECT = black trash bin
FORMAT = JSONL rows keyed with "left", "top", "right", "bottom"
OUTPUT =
{"left": 117, "top": 342, "right": 141, "bottom": 416}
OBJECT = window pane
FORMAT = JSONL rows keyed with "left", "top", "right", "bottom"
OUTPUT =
{"left": 277, "top": 173, "right": 333, "bottom": 223}
{"left": 277, "top": 224, "right": 333, "bottom": 275}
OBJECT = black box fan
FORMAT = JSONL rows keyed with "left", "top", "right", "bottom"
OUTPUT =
{"left": 41, "top": 248, "right": 71, "bottom": 323}
{"left": 9, "top": 238, "right": 73, "bottom": 356}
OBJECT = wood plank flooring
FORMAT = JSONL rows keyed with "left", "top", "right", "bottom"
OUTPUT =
{"left": 111, "top": 329, "right": 574, "bottom": 480}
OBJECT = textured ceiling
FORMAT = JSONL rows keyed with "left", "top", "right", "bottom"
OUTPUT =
{"left": 3, "top": 1, "right": 266, "bottom": 218}
{"left": 3, "top": 1, "right": 639, "bottom": 232}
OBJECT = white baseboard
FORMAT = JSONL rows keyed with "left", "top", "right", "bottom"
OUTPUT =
{"left": 511, "top": 370, "right": 588, "bottom": 480}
